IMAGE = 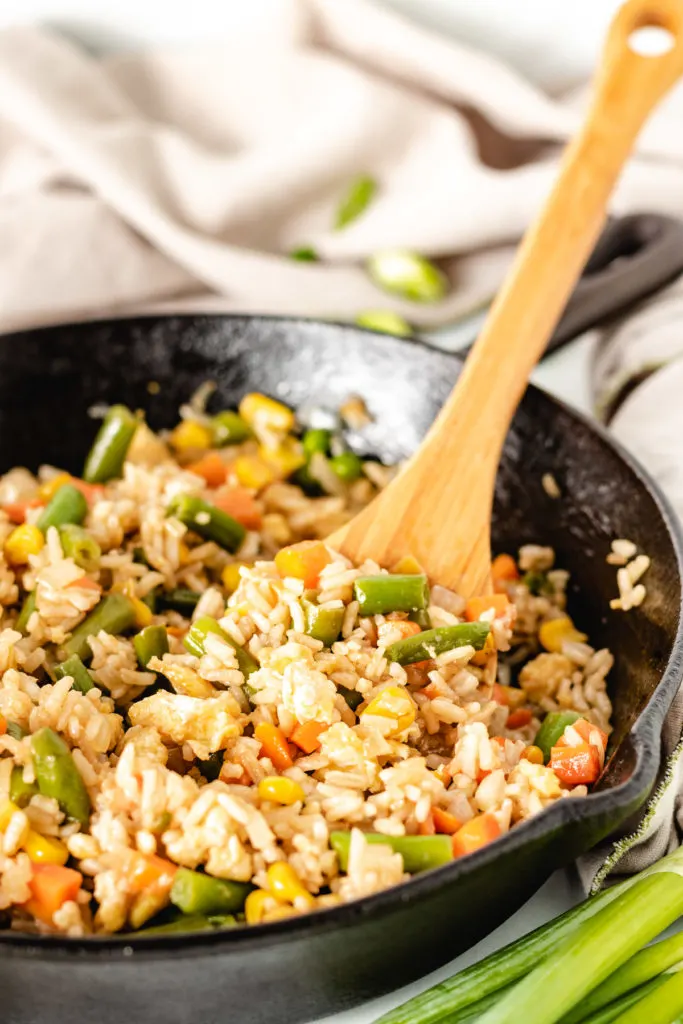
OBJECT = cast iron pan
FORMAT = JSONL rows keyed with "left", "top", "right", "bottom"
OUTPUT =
{"left": 0, "top": 217, "right": 683, "bottom": 1024}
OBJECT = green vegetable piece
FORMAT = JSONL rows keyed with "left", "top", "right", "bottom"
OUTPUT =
{"left": 9, "top": 765, "right": 38, "bottom": 808}
{"left": 30, "top": 727, "right": 91, "bottom": 827}
{"left": 302, "top": 429, "right": 331, "bottom": 458}
{"left": 329, "top": 452, "right": 363, "bottom": 482}
{"left": 6, "top": 721, "right": 27, "bottom": 741}
{"left": 290, "top": 246, "right": 319, "bottom": 262}
{"left": 157, "top": 588, "right": 200, "bottom": 615}
{"left": 337, "top": 685, "right": 363, "bottom": 712}
{"left": 523, "top": 571, "right": 553, "bottom": 596}
{"left": 409, "top": 607, "right": 432, "bottom": 630}
{"left": 16, "top": 591, "right": 37, "bottom": 634}
{"left": 170, "top": 868, "right": 251, "bottom": 916}
{"left": 198, "top": 750, "right": 224, "bottom": 782}
{"left": 58, "top": 524, "right": 101, "bottom": 572}
{"left": 302, "top": 594, "right": 344, "bottom": 646}
{"left": 184, "top": 616, "right": 258, "bottom": 677}
{"left": 83, "top": 404, "right": 139, "bottom": 484}
{"left": 335, "top": 175, "right": 377, "bottom": 230}
{"left": 356, "top": 310, "right": 412, "bottom": 337}
{"left": 211, "top": 411, "right": 252, "bottom": 447}
{"left": 60, "top": 593, "right": 137, "bottom": 662}
{"left": 367, "top": 249, "right": 448, "bottom": 303}
{"left": 386, "top": 622, "right": 490, "bottom": 666}
{"left": 167, "top": 494, "right": 246, "bottom": 554}
{"left": 37, "top": 484, "right": 87, "bottom": 533}
{"left": 292, "top": 464, "right": 323, "bottom": 496}
{"left": 534, "top": 711, "right": 582, "bottom": 762}
{"left": 353, "top": 574, "right": 429, "bottom": 616}
{"left": 54, "top": 654, "right": 95, "bottom": 694}
{"left": 133, "top": 546, "right": 150, "bottom": 566}
{"left": 140, "top": 913, "right": 236, "bottom": 935}
{"left": 331, "top": 831, "right": 452, "bottom": 874}
{"left": 134, "top": 625, "right": 169, "bottom": 668}
{"left": 142, "top": 588, "right": 158, "bottom": 613}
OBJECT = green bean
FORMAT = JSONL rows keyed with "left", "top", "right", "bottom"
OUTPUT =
{"left": 157, "top": 588, "right": 200, "bottom": 615}
{"left": 367, "top": 250, "right": 448, "bottom": 303}
{"left": 335, "top": 175, "right": 377, "bottom": 230}
{"left": 302, "top": 429, "right": 331, "bottom": 458}
{"left": 386, "top": 622, "right": 490, "bottom": 665}
{"left": 184, "top": 616, "right": 258, "bottom": 677}
{"left": 15, "top": 591, "right": 37, "bottom": 634}
{"left": 355, "top": 310, "right": 412, "bottom": 337}
{"left": 5, "top": 721, "right": 26, "bottom": 741}
{"left": 58, "top": 524, "right": 101, "bottom": 572}
{"left": 330, "top": 831, "right": 452, "bottom": 874}
{"left": 37, "top": 484, "right": 87, "bottom": 533}
{"left": 9, "top": 765, "right": 38, "bottom": 808}
{"left": 133, "top": 625, "right": 169, "bottom": 668}
{"left": 337, "top": 685, "right": 363, "bottom": 711}
{"left": 353, "top": 574, "right": 429, "bottom": 616}
{"left": 410, "top": 607, "right": 432, "bottom": 630}
{"left": 167, "top": 494, "right": 246, "bottom": 553}
{"left": 329, "top": 452, "right": 363, "bottom": 482}
{"left": 289, "top": 245, "right": 319, "bottom": 262}
{"left": 30, "top": 727, "right": 91, "bottom": 826}
{"left": 140, "top": 913, "right": 236, "bottom": 935}
{"left": 60, "top": 593, "right": 137, "bottom": 662}
{"left": 170, "top": 868, "right": 251, "bottom": 916}
{"left": 142, "top": 588, "right": 158, "bottom": 613}
{"left": 54, "top": 654, "right": 95, "bottom": 694}
{"left": 83, "top": 404, "right": 140, "bottom": 483}
{"left": 535, "top": 711, "right": 582, "bottom": 762}
{"left": 303, "top": 593, "right": 344, "bottom": 646}
{"left": 211, "top": 411, "right": 252, "bottom": 447}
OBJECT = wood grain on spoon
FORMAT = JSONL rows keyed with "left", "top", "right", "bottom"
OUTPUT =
{"left": 328, "top": 0, "right": 683, "bottom": 598}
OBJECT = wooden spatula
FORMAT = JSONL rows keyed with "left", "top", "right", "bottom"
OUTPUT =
{"left": 328, "top": 0, "right": 683, "bottom": 598}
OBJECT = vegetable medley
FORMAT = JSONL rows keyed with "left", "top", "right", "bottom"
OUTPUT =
{"left": 0, "top": 391, "right": 613, "bottom": 936}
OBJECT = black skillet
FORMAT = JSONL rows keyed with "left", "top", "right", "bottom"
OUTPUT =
{"left": 1, "top": 215, "right": 683, "bottom": 1024}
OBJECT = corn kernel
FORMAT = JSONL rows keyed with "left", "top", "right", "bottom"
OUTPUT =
{"left": 520, "top": 745, "right": 545, "bottom": 765}
{"left": 245, "top": 888, "right": 277, "bottom": 925}
{"left": 262, "top": 904, "right": 299, "bottom": 922}
{"left": 234, "top": 455, "right": 276, "bottom": 491}
{"left": 539, "top": 616, "right": 588, "bottom": 654}
{"left": 239, "top": 393, "right": 295, "bottom": 434}
{"left": 259, "top": 439, "right": 305, "bottom": 479}
{"left": 37, "top": 472, "right": 72, "bottom": 503}
{"left": 266, "top": 862, "right": 314, "bottom": 906}
{"left": 0, "top": 800, "right": 20, "bottom": 831}
{"left": 222, "top": 563, "right": 244, "bottom": 594}
{"left": 258, "top": 776, "right": 305, "bottom": 806}
{"left": 170, "top": 420, "right": 213, "bottom": 454}
{"left": 178, "top": 542, "right": 191, "bottom": 566}
{"left": 391, "top": 554, "right": 425, "bottom": 575}
{"left": 23, "top": 831, "right": 69, "bottom": 865}
{"left": 361, "top": 685, "right": 416, "bottom": 737}
{"left": 4, "top": 524, "right": 45, "bottom": 566}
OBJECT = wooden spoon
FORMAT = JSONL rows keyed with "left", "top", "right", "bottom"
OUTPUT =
{"left": 329, "top": 0, "right": 683, "bottom": 598}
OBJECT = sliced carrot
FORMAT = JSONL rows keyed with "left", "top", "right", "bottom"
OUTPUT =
{"left": 432, "top": 807, "right": 462, "bottom": 835}
{"left": 491, "top": 553, "right": 519, "bottom": 590}
{"left": 3, "top": 499, "right": 42, "bottom": 524}
{"left": 549, "top": 742, "right": 601, "bottom": 786}
{"left": 465, "top": 594, "right": 510, "bottom": 622}
{"left": 255, "top": 722, "right": 294, "bottom": 770}
{"left": 187, "top": 452, "right": 229, "bottom": 489}
{"left": 213, "top": 486, "right": 262, "bottom": 530}
{"left": 274, "top": 541, "right": 332, "bottom": 589}
{"left": 0, "top": 713, "right": 6, "bottom": 736}
{"left": 69, "top": 478, "right": 105, "bottom": 504}
{"left": 128, "top": 853, "right": 178, "bottom": 895}
{"left": 418, "top": 812, "right": 436, "bottom": 836}
{"left": 452, "top": 814, "right": 501, "bottom": 858}
{"left": 290, "top": 720, "right": 328, "bottom": 754}
{"left": 25, "top": 863, "right": 83, "bottom": 924}
{"left": 506, "top": 708, "right": 533, "bottom": 729}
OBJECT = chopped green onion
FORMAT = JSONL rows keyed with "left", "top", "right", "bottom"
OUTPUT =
{"left": 5, "top": 721, "right": 26, "bottom": 741}
{"left": 167, "top": 494, "right": 246, "bottom": 553}
{"left": 157, "top": 588, "right": 200, "bottom": 615}
{"left": 367, "top": 250, "right": 448, "bottom": 303}
{"left": 386, "top": 622, "right": 490, "bottom": 665}
{"left": 60, "top": 593, "right": 137, "bottom": 662}
{"left": 58, "top": 524, "right": 101, "bottom": 572}
{"left": 54, "top": 654, "right": 95, "bottom": 694}
{"left": 211, "top": 411, "right": 251, "bottom": 447}
{"left": 353, "top": 574, "right": 429, "bottom": 616}
{"left": 37, "top": 484, "right": 87, "bottom": 533}
{"left": 356, "top": 310, "right": 412, "bottom": 337}
{"left": 184, "top": 616, "right": 258, "bottom": 677}
{"left": 83, "top": 404, "right": 139, "bottom": 483}
{"left": 335, "top": 175, "right": 377, "bottom": 230}
{"left": 15, "top": 591, "right": 37, "bottom": 634}
{"left": 290, "top": 246, "right": 319, "bottom": 262}
{"left": 331, "top": 831, "right": 452, "bottom": 874}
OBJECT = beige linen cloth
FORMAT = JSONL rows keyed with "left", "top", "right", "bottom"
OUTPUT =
{"left": 3, "top": 0, "right": 683, "bottom": 889}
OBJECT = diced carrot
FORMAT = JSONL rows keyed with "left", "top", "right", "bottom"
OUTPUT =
{"left": 274, "top": 541, "right": 332, "bottom": 589}
{"left": 389, "top": 620, "right": 423, "bottom": 640}
{"left": 3, "top": 499, "right": 42, "bottom": 524}
{"left": 549, "top": 743, "right": 601, "bottom": 786}
{"left": 452, "top": 814, "right": 501, "bottom": 858}
{"left": 492, "top": 683, "right": 508, "bottom": 705}
{"left": 187, "top": 452, "right": 229, "bottom": 489}
{"left": 24, "top": 863, "right": 83, "bottom": 924}
{"left": 491, "top": 553, "right": 519, "bottom": 590}
{"left": 432, "top": 807, "right": 462, "bottom": 835}
{"left": 128, "top": 853, "right": 178, "bottom": 895}
{"left": 418, "top": 812, "right": 436, "bottom": 836}
{"left": 465, "top": 594, "right": 510, "bottom": 622}
{"left": 290, "top": 720, "right": 328, "bottom": 754}
{"left": 506, "top": 708, "right": 533, "bottom": 729}
{"left": 213, "top": 486, "right": 263, "bottom": 530}
{"left": 0, "top": 714, "right": 6, "bottom": 736}
{"left": 418, "top": 682, "right": 440, "bottom": 699}
{"left": 66, "top": 576, "right": 101, "bottom": 592}
{"left": 559, "top": 717, "right": 608, "bottom": 752}
{"left": 69, "top": 478, "right": 105, "bottom": 504}
{"left": 255, "top": 722, "right": 294, "bottom": 770}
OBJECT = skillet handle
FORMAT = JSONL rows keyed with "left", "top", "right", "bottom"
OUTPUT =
{"left": 548, "top": 213, "right": 683, "bottom": 352}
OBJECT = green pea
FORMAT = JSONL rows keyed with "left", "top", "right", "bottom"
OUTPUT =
{"left": 302, "top": 429, "right": 331, "bottom": 457}
{"left": 330, "top": 452, "right": 363, "bottom": 482}
{"left": 367, "top": 250, "right": 448, "bottom": 303}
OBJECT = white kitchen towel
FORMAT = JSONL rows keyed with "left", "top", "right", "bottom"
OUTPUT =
{"left": 2, "top": 0, "right": 683, "bottom": 335}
